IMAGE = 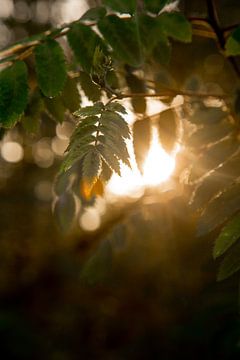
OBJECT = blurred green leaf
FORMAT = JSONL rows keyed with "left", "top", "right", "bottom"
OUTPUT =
{"left": 159, "top": 12, "right": 192, "bottom": 43}
{"left": 0, "top": 61, "right": 28, "bottom": 128}
{"left": 225, "top": 26, "right": 240, "bottom": 56}
{"left": 214, "top": 213, "right": 240, "bottom": 259}
{"left": 217, "top": 240, "right": 240, "bottom": 281}
{"left": 102, "top": 0, "right": 136, "bottom": 14}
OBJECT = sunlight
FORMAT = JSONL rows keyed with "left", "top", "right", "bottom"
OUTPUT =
{"left": 107, "top": 127, "right": 176, "bottom": 198}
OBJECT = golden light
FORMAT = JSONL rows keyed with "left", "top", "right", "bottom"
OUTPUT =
{"left": 106, "top": 127, "right": 176, "bottom": 198}
{"left": 142, "top": 127, "right": 175, "bottom": 186}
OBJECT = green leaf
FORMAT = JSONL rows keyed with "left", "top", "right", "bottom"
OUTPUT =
{"left": 143, "top": 0, "right": 169, "bottom": 13}
{"left": 100, "top": 160, "right": 113, "bottom": 182}
{"left": 54, "top": 191, "right": 76, "bottom": 233}
{"left": 139, "top": 15, "right": 165, "bottom": 56}
{"left": 79, "top": 71, "right": 101, "bottom": 102}
{"left": 54, "top": 170, "right": 72, "bottom": 196}
{"left": 102, "top": 0, "right": 136, "bottom": 14}
{"left": 99, "top": 130, "right": 131, "bottom": 168}
{"left": 217, "top": 240, "right": 240, "bottom": 281}
{"left": 214, "top": 213, "right": 240, "bottom": 259}
{"left": 125, "top": 72, "right": 146, "bottom": 114}
{"left": 190, "top": 153, "right": 240, "bottom": 211}
{"left": 133, "top": 118, "right": 151, "bottom": 173}
{"left": 105, "top": 102, "right": 127, "bottom": 114}
{"left": 157, "top": 108, "right": 178, "bottom": 153}
{"left": 22, "top": 90, "right": 44, "bottom": 133}
{"left": 44, "top": 96, "right": 66, "bottom": 123}
{"left": 67, "top": 23, "right": 105, "bottom": 73}
{"left": 197, "top": 183, "right": 240, "bottom": 236}
{"left": 189, "top": 138, "right": 240, "bottom": 182}
{"left": 0, "top": 61, "right": 28, "bottom": 128}
{"left": 100, "top": 110, "right": 130, "bottom": 139}
{"left": 80, "top": 6, "right": 106, "bottom": 21}
{"left": 158, "top": 12, "right": 192, "bottom": 43}
{"left": 74, "top": 102, "right": 104, "bottom": 117}
{"left": 61, "top": 76, "right": 80, "bottom": 113}
{"left": 34, "top": 39, "right": 67, "bottom": 97}
{"left": 97, "top": 144, "right": 121, "bottom": 175}
{"left": 98, "top": 15, "right": 142, "bottom": 67}
{"left": 225, "top": 26, "right": 240, "bottom": 56}
{"left": 82, "top": 149, "right": 102, "bottom": 187}
{"left": 61, "top": 144, "right": 94, "bottom": 173}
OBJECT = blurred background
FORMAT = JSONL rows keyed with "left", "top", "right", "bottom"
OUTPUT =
{"left": 0, "top": 1, "right": 240, "bottom": 359}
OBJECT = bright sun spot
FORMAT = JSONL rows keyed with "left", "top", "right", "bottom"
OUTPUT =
{"left": 106, "top": 127, "right": 176, "bottom": 198}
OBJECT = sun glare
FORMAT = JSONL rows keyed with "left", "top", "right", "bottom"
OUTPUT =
{"left": 107, "top": 127, "right": 176, "bottom": 198}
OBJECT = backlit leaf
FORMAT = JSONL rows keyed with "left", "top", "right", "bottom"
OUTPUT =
{"left": 158, "top": 12, "right": 192, "bottom": 43}
{"left": 214, "top": 213, "right": 240, "bottom": 259}
{"left": 133, "top": 118, "right": 151, "bottom": 173}
{"left": 217, "top": 240, "right": 240, "bottom": 281}
{"left": 197, "top": 183, "right": 240, "bottom": 236}
{"left": 157, "top": 108, "right": 178, "bottom": 153}
{"left": 225, "top": 26, "right": 240, "bottom": 56}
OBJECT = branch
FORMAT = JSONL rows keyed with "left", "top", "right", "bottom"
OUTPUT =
{"left": 206, "top": 0, "right": 240, "bottom": 77}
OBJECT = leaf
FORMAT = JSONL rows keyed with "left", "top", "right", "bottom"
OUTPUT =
{"left": 97, "top": 144, "right": 121, "bottom": 175}
{"left": 61, "top": 144, "right": 94, "bottom": 173}
{"left": 225, "top": 26, "right": 240, "bottom": 56}
{"left": 217, "top": 240, "right": 240, "bottom": 281}
{"left": 54, "top": 191, "right": 76, "bottom": 233}
{"left": 102, "top": 0, "right": 136, "bottom": 14}
{"left": 157, "top": 108, "right": 178, "bottom": 153}
{"left": 22, "top": 90, "right": 44, "bottom": 133}
{"left": 67, "top": 23, "right": 105, "bottom": 73}
{"left": 61, "top": 77, "right": 80, "bottom": 112}
{"left": 125, "top": 72, "right": 146, "bottom": 114}
{"left": 100, "top": 131, "right": 131, "bottom": 168}
{"left": 190, "top": 153, "right": 240, "bottom": 211}
{"left": 187, "top": 123, "right": 233, "bottom": 149}
{"left": 214, "top": 213, "right": 240, "bottom": 259}
{"left": 133, "top": 118, "right": 151, "bottom": 173}
{"left": 54, "top": 171, "right": 72, "bottom": 196}
{"left": 34, "top": 39, "right": 67, "bottom": 97}
{"left": 197, "top": 182, "right": 240, "bottom": 236}
{"left": 0, "top": 61, "right": 28, "bottom": 128}
{"left": 100, "top": 160, "right": 113, "bottom": 182}
{"left": 82, "top": 149, "right": 102, "bottom": 188}
{"left": 44, "top": 96, "right": 66, "bottom": 123}
{"left": 79, "top": 71, "right": 101, "bottom": 102}
{"left": 100, "top": 110, "right": 130, "bottom": 139}
{"left": 80, "top": 6, "right": 106, "bottom": 21}
{"left": 158, "top": 12, "right": 192, "bottom": 43}
{"left": 144, "top": 0, "right": 170, "bottom": 13}
{"left": 189, "top": 138, "right": 240, "bottom": 182}
{"left": 98, "top": 15, "right": 142, "bottom": 67}
{"left": 74, "top": 102, "right": 104, "bottom": 117}
{"left": 105, "top": 70, "right": 119, "bottom": 90}
{"left": 105, "top": 102, "right": 127, "bottom": 114}
{"left": 139, "top": 15, "right": 165, "bottom": 56}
